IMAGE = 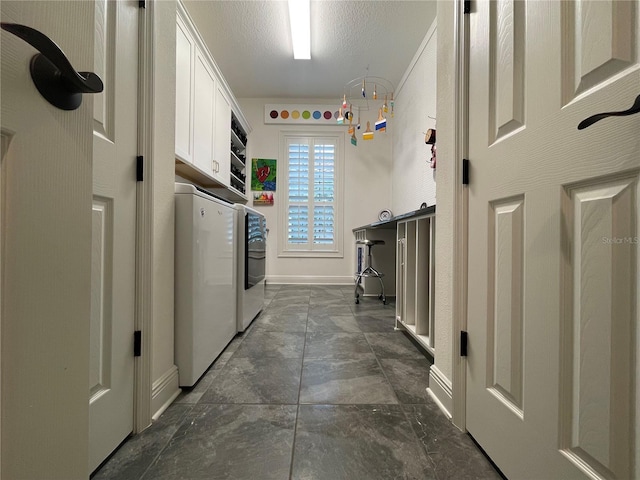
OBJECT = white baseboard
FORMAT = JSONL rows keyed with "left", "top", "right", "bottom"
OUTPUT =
{"left": 151, "top": 365, "right": 181, "bottom": 421}
{"left": 427, "top": 365, "right": 453, "bottom": 419}
{"left": 266, "top": 275, "right": 353, "bottom": 285}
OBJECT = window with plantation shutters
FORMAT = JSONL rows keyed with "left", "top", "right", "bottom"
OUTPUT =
{"left": 279, "top": 134, "right": 343, "bottom": 257}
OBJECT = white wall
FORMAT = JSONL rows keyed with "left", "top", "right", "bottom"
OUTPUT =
{"left": 238, "top": 97, "right": 393, "bottom": 285}
{"left": 388, "top": 17, "right": 456, "bottom": 415}
{"left": 392, "top": 22, "right": 437, "bottom": 214}
{"left": 150, "top": 0, "right": 180, "bottom": 417}
{"left": 430, "top": 1, "right": 457, "bottom": 414}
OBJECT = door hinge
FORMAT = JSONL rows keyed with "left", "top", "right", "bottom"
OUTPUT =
{"left": 462, "top": 158, "right": 470, "bottom": 185}
{"left": 139, "top": 0, "right": 146, "bottom": 8}
{"left": 136, "top": 155, "right": 144, "bottom": 182}
{"left": 460, "top": 331, "right": 468, "bottom": 356}
{"left": 134, "top": 330, "right": 142, "bottom": 357}
{"left": 463, "top": 0, "right": 471, "bottom": 14}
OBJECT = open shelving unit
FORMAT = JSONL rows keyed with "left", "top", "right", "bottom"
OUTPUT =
{"left": 395, "top": 212, "right": 436, "bottom": 355}
{"left": 229, "top": 114, "right": 247, "bottom": 196}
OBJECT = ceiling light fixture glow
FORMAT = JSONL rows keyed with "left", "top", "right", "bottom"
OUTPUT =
{"left": 288, "top": 0, "right": 310, "bottom": 60}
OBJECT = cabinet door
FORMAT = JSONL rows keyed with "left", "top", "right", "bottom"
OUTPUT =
{"left": 213, "top": 84, "right": 231, "bottom": 186}
{"left": 175, "top": 17, "right": 194, "bottom": 162}
{"left": 192, "top": 48, "right": 215, "bottom": 176}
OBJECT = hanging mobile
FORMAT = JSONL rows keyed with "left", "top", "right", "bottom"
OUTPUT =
{"left": 373, "top": 84, "right": 377, "bottom": 100}
{"left": 342, "top": 94, "right": 348, "bottom": 110}
{"left": 362, "top": 78, "right": 366, "bottom": 98}
{"left": 390, "top": 92, "right": 395, "bottom": 117}
{"left": 363, "top": 121, "right": 374, "bottom": 140}
{"left": 375, "top": 108, "right": 386, "bottom": 131}
{"left": 383, "top": 94, "right": 388, "bottom": 113}
{"left": 345, "top": 103, "right": 353, "bottom": 121}
{"left": 357, "top": 107, "right": 361, "bottom": 130}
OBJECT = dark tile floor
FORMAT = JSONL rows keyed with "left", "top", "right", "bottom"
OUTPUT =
{"left": 94, "top": 285, "right": 502, "bottom": 480}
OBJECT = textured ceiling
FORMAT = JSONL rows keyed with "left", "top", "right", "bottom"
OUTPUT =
{"left": 182, "top": 1, "right": 437, "bottom": 100}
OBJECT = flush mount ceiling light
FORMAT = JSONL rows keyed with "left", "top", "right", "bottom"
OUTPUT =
{"left": 288, "top": 0, "right": 310, "bottom": 60}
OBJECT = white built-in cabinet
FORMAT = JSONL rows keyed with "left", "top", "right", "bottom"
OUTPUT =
{"left": 175, "top": 15, "right": 194, "bottom": 163}
{"left": 192, "top": 49, "right": 215, "bottom": 178}
{"left": 175, "top": 1, "right": 250, "bottom": 201}
{"left": 395, "top": 213, "right": 436, "bottom": 355}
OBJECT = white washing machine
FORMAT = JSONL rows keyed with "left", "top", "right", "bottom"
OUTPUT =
{"left": 234, "top": 204, "right": 266, "bottom": 332}
{"left": 174, "top": 183, "right": 237, "bottom": 386}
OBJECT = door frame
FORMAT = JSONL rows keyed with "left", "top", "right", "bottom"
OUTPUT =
{"left": 133, "top": 0, "right": 156, "bottom": 433}
{"left": 1, "top": 130, "right": 8, "bottom": 480}
{"left": 450, "top": 0, "right": 470, "bottom": 431}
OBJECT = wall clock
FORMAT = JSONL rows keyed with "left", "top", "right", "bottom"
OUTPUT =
{"left": 378, "top": 209, "right": 392, "bottom": 221}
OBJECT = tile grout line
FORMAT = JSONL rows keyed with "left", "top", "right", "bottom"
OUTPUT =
{"left": 400, "top": 402, "right": 442, "bottom": 478}
{"left": 354, "top": 298, "right": 442, "bottom": 474}
{"left": 288, "top": 297, "right": 311, "bottom": 480}
{"left": 138, "top": 403, "right": 196, "bottom": 480}
{"left": 357, "top": 299, "right": 440, "bottom": 477}
{"left": 137, "top": 318, "right": 257, "bottom": 479}
{"left": 362, "top": 321, "right": 403, "bottom": 407}
{"left": 141, "top": 287, "right": 285, "bottom": 479}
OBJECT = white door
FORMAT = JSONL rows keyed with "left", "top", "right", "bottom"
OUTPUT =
{"left": 1, "top": 1, "right": 95, "bottom": 478}
{"left": 466, "top": 1, "right": 639, "bottom": 479}
{"left": 89, "top": 0, "right": 138, "bottom": 472}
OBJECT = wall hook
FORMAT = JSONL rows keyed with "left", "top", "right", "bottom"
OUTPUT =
{"left": 424, "top": 128, "right": 436, "bottom": 144}
{"left": 1, "top": 23, "right": 104, "bottom": 110}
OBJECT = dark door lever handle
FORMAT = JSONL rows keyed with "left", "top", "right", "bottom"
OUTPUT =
{"left": 578, "top": 94, "right": 640, "bottom": 130}
{"left": 1, "top": 22, "right": 103, "bottom": 110}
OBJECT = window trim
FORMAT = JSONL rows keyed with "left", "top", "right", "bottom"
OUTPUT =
{"left": 277, "top": 131, "right": 344, "bottom": 258}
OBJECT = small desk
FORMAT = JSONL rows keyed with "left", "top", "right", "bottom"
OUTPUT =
{"left": 353, "top": 205, "right": 436, "bottom": 232}
{"left": 353, "top": 206, "right": 437, "bottom": 355}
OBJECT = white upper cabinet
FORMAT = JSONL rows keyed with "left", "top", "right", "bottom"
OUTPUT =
{"left": 175, "top": 16, "right": 194, "bottom": 163}
{"left": 192, "top": 49, "right": 215, "bottom": 178}
{"left": 175, "top": 1, "right": 251, "bottom": 200}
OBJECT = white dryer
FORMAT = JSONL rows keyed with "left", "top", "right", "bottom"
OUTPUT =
{"left": 234, "top": 204, "right": 266, "bottom": 332}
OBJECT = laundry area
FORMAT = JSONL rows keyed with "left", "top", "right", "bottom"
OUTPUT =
{"left": 1, "top": 0, "right": 638, "bottom": 479}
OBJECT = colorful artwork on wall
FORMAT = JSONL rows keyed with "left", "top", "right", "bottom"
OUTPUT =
{"left": 253, "top": 192, "right": 274, "bottom": 205}
{"left": 251, "top": 158, "right": 277, "bottom": 191}
{"left": 264, "top": 104, "right": 342, "bottom": 124}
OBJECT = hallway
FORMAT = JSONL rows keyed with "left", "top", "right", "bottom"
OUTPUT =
{"left": 94, "top": 285, "right": 501, "bottom": 479}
